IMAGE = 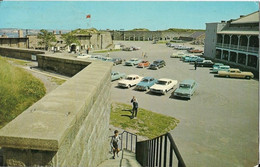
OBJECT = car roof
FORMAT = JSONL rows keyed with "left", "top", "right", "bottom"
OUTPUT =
{"left": 143, "top": 77, "right": 155, "bottom": 80}
{"left": 180, "top": 79, "right": 196, "bottom": 85}
{"left": 214, "top": 63, "right": 224, "bottom": 65}
{"left": 158, "top": 78, "right": 172, "bottom": 82}
{"left": 127, "top": 74, "right": 139, "bottom": 77}
{"left": 229, "top": 68, "right": 240, "bottom": 71}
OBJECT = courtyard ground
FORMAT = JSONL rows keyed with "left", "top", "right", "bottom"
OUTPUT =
{"left": 102, "top": 41, "right": 258, "bottom": 167}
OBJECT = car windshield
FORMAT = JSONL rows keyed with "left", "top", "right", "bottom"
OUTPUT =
{"left": 142, "top": 79, "right": 149, "bottom": 82}
{"left": 126, "top": 77, "right": 134, "bottom": 80}
{"left": 157, "top": 80, "right": 167, "bottom": 85}
{"left": 179, "top": 84, "right": 190, "bottom": 88}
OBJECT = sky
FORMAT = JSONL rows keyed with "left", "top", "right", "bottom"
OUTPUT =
{"left": 0, "top": 1, "right": 258, "bottom": 31}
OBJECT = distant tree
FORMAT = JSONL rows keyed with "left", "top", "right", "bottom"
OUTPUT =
{"left": 61, "top": 32, "right": 80, "bottom": 47}
{"left": 37, "top": 29, "right": 57, "bottom": 51}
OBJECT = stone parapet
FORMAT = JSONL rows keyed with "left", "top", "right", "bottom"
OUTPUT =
{"left": 0, "top": 54, "right": 113, "bottom": 166}
{"left": 0, "top": 46, "right": 45, "bottom": 60}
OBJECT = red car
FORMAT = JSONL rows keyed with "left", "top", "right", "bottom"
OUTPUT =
{"left": 137, "top": 60, "right": 150, "bottom": 68}
{"left": 188, "top": 49, "right": 203, "bottom": 53}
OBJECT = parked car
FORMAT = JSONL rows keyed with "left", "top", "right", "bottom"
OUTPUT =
{"left": 135, "top": 77, "right": 158, "bottom": 91}
{"left": 112, "top": 58, "right": 123, "bottom": 65}
{"left": 187, "top": 56, "right": 205, "bottom": 63}
{"left": 111, "top": 71, "right": 126, "bottom": 81}
{"left": 196, "top": 60, "right": 214, "bottom": 67}
{"left": 177, "top": 46, "right": 194, "bottom": 50}
{"left": 212, "top": 65, "right": 230, "bottom": 73}
{"left": 188, "top": 49, "right": 203, "bottom": 53}
{"left": 150, "top": 78, "right": 178, "bottom": 95}
{"left": 118, "top": 74, "right": 143, "bottom": 88}
{"left": 149, "top": 60, "right": 166, "bottom": 70}
{"left": 137, "top": 60, "right": 150, "bottom": 68}
{"left": 131, "top": 46, "right": 141, "bottom": 50}
{"left": 181, "top": 54, "right": 193, "bottom": 61}
{"left": 125, "top": 58, "right": 142, "bottom": 66}
{"left": 123, "top": 47, "right": 133, "bottom": 51}
{"left": 217, "top": 68, "right": 254, "bottom": 79}
{"left": 173, "top": 80, "right": 197, "bottom": 99}
{"left": 212, "top": 63, "right": 224, "bottom": 69}
{"left": 171, "top": 52, "right": 185, "bottom": 58}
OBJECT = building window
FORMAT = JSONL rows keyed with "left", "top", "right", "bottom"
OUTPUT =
{"left": 216, "top": 49, "right": 221, "bottom": 59}
{"left": 230, "top": 52, "right": 237, "bottom": 63}
{"left": 222, "top": 50, "right": 229, "bottom": 60}
{"left": 237, "top": 53, "right": 246, "bottom": 65}
{"left": 247, "top": 55, "right": 257, "bottom": 68}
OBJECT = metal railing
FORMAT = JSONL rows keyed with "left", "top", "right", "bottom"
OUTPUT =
{"left": 136, "top": 132, "right": 186, "bottom": 167}
{"left": 216, "top": 43, "right": 259, "bottom": 53}
{"left": 120, "top": 131, "right": 138, "bottom": 153}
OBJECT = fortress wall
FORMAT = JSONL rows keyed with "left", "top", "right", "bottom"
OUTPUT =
{"left": 0, "top": 38, "right": 28, "bottom": 48}
{"left": 0, "top": 46, "right": 44, "bottom": 60}
{"left": 0, "top": 54, "right": 113, "bottom": 166}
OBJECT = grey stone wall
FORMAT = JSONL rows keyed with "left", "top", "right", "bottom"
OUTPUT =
{"left": 0, "top": 54, "right": 113, "bottom": 166}
{"left": 0, "top": 38, "right": 28, "bottom": 48}
{"left": 0, "top": 46, "right": 45, "bottom": 60}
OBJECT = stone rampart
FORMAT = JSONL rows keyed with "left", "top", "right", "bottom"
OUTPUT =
{"left": 0, "top": 46, "right": 45, "bottom": 60}
{"left": 0, "top": 53, "right": 113, "bottom": 166}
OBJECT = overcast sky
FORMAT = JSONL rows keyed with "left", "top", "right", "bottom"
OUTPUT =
{"left": 0, "top": 1, "right": 258, "bottom": 30}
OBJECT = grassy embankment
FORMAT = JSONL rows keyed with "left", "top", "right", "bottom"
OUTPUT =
{"left": 110, "top": 102, "right": 179, "bottom": 139}
{"left": 0, "top": 56, "right": 46, "bottom": 129}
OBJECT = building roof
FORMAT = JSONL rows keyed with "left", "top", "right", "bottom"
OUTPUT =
{"left": 231, "top": 11, "right": 259, "bottom": 24}
{"left": 217, "top": 30, "right": 259, "bottom": 35}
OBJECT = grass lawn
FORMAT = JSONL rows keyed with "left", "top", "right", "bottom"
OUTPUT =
{"left": 110, "top": 102, "right": 179, "bottom": 139}
{"left": 0, "top": 56, "right": 46, "bottom": 129}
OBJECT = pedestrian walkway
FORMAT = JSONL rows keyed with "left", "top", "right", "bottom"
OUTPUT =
{"left": 97, "top": 149, "right": 141, "bottom": 167}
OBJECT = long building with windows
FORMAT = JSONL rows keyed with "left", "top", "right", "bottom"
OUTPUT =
{"left": 204, "top": 11, "right": 259, "bottom": 75}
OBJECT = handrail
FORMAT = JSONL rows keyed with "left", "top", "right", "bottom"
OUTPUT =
{"left": 136, "top": 132, "right": 186, "bottom": 167}
{"left": 120, "top": 131, "right": 138, "bottom": 153}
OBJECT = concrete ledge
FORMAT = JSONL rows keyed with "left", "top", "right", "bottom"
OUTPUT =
{"left": 0, "top": 55, "right": 113, "bottom": 152}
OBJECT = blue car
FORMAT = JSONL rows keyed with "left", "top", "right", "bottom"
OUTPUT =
{"left": 184, "top": 56, "right": 205, "bottom": 62}
{"left": 135, "top": 77, "right": 157, "bottom": 91}
{"left": 173, "top": 80, "right": 197, "bottom": 99}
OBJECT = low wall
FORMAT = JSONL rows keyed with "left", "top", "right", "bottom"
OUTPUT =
{"left": 0, "top": 54, "right": 113, "bottom": 166}
{"left": 0, "top": 46, "right": 45, "bottom": 60}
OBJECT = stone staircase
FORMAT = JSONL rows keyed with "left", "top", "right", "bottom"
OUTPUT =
{"left": 97, "top": 149, "right": 141, "bottom": 167}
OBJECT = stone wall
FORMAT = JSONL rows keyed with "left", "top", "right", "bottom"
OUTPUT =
{"left": 0, "top": 38, "right": 29, "bottom": 48}
{"left": 0, "top": 53, "right": 113, "bottom": 166}
{"left": 0, "top": 46, "right": 45, "bottom": 60}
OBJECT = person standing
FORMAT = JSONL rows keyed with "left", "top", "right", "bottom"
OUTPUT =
{"left": 131, "top": 96, "right": 138, "bottom": 118}
{"left": 110, "top": 130, "right": 120, "bottom": 159}
{"left": 194, "top": 61, "right": 197, "bottom": 70}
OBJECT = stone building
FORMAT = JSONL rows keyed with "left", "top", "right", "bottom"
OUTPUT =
{"left": 0, "top": 30, "right": 113, "bottom": 52}
{"left": 204, "top": 11, "right": 259, "bottom": 73}
{"left": 110, "top": 30, "right": 195, "bottom": 41}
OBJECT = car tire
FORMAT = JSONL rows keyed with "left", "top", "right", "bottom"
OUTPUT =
{"left": 128, "top": 84, "right": 131, "bottom": 88}
{"left": 245, "top": 76, "right": 251, "bottom": 80}
{"left": 226, "top": 75, "right": 229, "bottom": 78}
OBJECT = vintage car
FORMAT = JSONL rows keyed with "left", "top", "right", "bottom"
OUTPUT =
{"left": 77, "top": 53, "right": 92, "bottom": 59}
{"left": 111, "top": 71, "right": 126, "bottom": 81}
{"left": 177, "top": 46, "right": 194, "bottom": 50}
{"left": 187, "top": 57, "right": 205, "bottom": 63}
{"left": 125, "top": 58, "right": 142, "bottom": 66}
{"left": 212, "top": 63, "right": 224, "bottom": 69}
{"left": 137, "top": 60, "right": 150, "bottom": 68}
{"left": 196, "top": 60, "right": 214, "bottom": 67}
{"left": 122, "top": 47, "right": 133, "bottom": 51}
{"left": 149, "top": 60, "right": 166, "bottom": 70}
{"left": 173, "top": 80, "right": 197, "bottom": 99}
{"left": 135, "top": 77, "right": 158, "bottom": 91}
{"left": 118, "top": 74, "right": 143, "bottom": 88}
{"left": 170, "top": 52, "right": 185, "bottom": 58}
{"left": 131, "top": 46, "right": 141, "bottom": 50}
{"left": 217, "top": 68, "right": 254, "bottom": 79}
{"left": 188, "top": 49, "right": 203, "bottom": 53}
{"left": 180, "top": 54, "right": 193, "bottom": 61}
{"left": 150, "top": 78, "right": 178, "bottom": 95}
{"left": 112, "top": 58, "right": 123, "bottom": 65}
{"left": 212, "top": 65, "right": 230, "bottom": 73}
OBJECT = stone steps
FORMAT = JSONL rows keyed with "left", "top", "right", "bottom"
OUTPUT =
{"left": 97, "top": 149, "right": 141, "bottom": 167}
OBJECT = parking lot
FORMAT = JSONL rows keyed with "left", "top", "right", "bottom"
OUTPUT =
{"left": 94, "top": 41, "right": 258, "bottom": 167}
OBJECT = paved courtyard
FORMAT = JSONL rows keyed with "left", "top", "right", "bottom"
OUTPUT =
{"left": 99, "top": 41, "right": 259, "bottom": 167}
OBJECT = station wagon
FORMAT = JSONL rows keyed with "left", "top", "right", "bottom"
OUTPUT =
{"left": 173, "top": 80, "right": 197, "bottom": 99}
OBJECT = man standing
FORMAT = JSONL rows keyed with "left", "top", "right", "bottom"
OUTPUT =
{"left": 194, "top": 61, "right": 197, "bottom": 70}
{"left": 131, "top": 96, "right": 138, "bottom": 118}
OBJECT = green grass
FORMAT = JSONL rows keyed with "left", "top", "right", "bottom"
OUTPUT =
{"left": 5, "top": 57, "right": 30, "bottom": 66}
{"left": 93, "top": 49, "right": 121, "bottom": 53}
{"left": 110, "top": 102, "right": 179, "bottom": 139}
{"left": 51, "top": 77, "right": 66, "bottom": 85}
{"left": 0, "top": 56, "right": 46, "bottom": 129}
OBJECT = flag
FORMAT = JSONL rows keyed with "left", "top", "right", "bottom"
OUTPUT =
{"left": 86, "top": 14, "right": 91, "bottom": 19}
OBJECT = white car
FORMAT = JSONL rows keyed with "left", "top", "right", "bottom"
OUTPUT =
{"left": 118, "top": 74, "right": 143, "bottom": 88}
{"left": 170, "top": 52, "right": 185, "bottom": 58}
{"left": 150, "top": 78, "right": 178, "bottom": 95}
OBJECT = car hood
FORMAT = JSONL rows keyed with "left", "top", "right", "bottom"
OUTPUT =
{"left": 118, "top": 79, "right": 135, "bottom": 84}
{"left": 151, "top": 84, "right": 168, "bottom": 90}
{"left": 174, "top": 88, "right": 191, "bottom": 94}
